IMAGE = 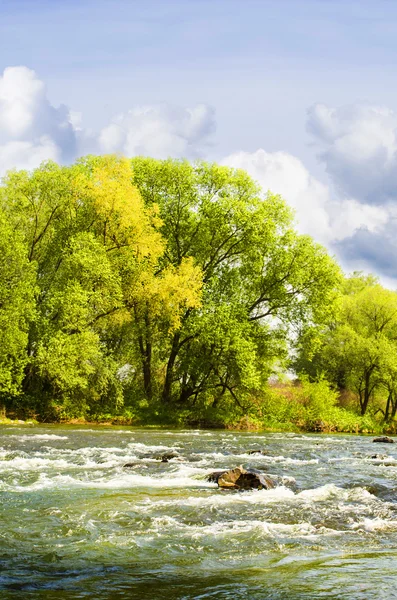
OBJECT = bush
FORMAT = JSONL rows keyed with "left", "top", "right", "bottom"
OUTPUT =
{"left": 256, "top": 379, "right": 383, "bottom": 433}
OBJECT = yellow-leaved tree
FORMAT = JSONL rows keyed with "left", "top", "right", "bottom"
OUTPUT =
{"left": 74, "top": 155, "right": 203, "bottom": 403}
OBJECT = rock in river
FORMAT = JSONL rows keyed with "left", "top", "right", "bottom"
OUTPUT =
{"left": 207, "top": 471, "right": 227, "bottom": 483}
{"left": 157, "top": 451, "right": 180, "bottom": 462}
{"left": 207, "top": 466, "right": 276, "bottom": 490}
{"left": 142, "top": 450, "right": 180, "bottom": 462}
{"left": 373, "top": 436, "right": 394, "bottom": 443}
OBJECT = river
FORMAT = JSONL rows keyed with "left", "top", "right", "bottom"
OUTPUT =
{"left": 1, "top": 426, "right": 397, "bottom": 599}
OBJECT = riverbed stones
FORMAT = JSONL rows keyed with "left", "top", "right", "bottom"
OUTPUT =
{"left": 372, "top": 436, "right": 394, "bottom": 443}
{"left": 208, "top": 466, "right": 276, "bottom": 490}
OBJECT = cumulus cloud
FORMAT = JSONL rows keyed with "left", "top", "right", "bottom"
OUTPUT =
{"left": 222, "top": 149, "right": 332, "bottom": 242}
{"left": 307, "top": 103, "right": 397, "bottom": 205}
{"left": 0, "top": 66, "right": 216, "bottom": 175}
{"left": 0, "top": 66, "right": 77, "bottom": 168}
{"left": 328, "top": 200, "right": 388, "bottom": 242}
{"left": 304, "top": 101, "right": 397, "bottom": 280}
{"left": 221, "top": 148, "right": 387, "bottom": 246}
{"left": 97, "top": 103, "right": 215, "bottom": 159}
{"left": 0, "top": 138, "right": 60, "bottom": 174}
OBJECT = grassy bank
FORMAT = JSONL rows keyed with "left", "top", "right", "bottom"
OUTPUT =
{"left": 2, "top": 380, "right": 394, "bottom": 434}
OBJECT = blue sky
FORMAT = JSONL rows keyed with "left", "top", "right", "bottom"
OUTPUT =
{"left": 1, "top": 0, "right": 397, "bottom": 283}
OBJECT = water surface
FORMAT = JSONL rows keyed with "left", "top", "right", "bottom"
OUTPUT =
{"left": 1, "top": 426, "right": 397, "bottom": 599}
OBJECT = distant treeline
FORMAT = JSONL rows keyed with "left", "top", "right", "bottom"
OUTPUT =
{"left": 0, "top": 155, "right": 395, "bottom": 430}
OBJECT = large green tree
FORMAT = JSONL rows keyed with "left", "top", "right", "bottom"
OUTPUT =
{"left": 130, "top": 158, "right": 342, "bottom": 411}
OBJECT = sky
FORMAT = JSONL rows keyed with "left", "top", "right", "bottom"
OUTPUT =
{"left": 1, "top": 0, "right": 397, "bottom": 285}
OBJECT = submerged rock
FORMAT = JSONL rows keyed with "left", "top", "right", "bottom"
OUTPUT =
{"left": 373, "top": 436, "right": 394, "bottom": 443}
{"left": 276, "top": 475, "right": 297, "bottom": 491}
{"left": 247, "top": 449, "right": 268, "bottom": 456}
{"left": 207, "top": 466, "right": 276, "bottom": 490}
{"left": 365, "top": 483, "right": 397, "bottom": 501}
{"left": 157, "top": 451, "right": 180, "bottom": 462}
{"left": 143, "top": 450, "right": 180, "bottom": 462}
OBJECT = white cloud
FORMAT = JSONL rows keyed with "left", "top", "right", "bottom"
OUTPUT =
{"left": 307, "top": 103, "right": 397, "bottom": 205}
{"left": 0, "top": 138, "right": 60, "bottom": 173}
{"left": 223, "top": 149, "right": 332, "bottom": 243}
{"left": 304, "top": 102, "right": 397, "bottom": 280}
{"left": 221, "top": 148, "right": 387, "bottom": 246}
{"left": 0, "top": 66, "right": 77, "bottom": 168}
{"left": 97, "top": 103, "right": 215, "bottom": 159}
{"left": 328, "top": 200, "right": 388, "bottom": 242}
{"left": 0, "top": 66, "right": 216, "bottom": 175}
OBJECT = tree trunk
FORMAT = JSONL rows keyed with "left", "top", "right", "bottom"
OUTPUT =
{"left": 142, "top": 340, "right": 152, "bottom": 400}
{"left": 162, "top": 331, "right": 180, "bottom": 403}
{"left": 138, "top": 310, "right": 153, "bottom": 400}
{"left": 385, "top": 391, "right": 392, "bottom": 422}
{"left": 162, "top": 309, "right": 194, "bottom": 404}
{"left": 360, "top": 369, "right": 374, "bottom": 416}
{"left": 178, "top": 384, "right": 195, "bottom": 405}
{"left": 390, "top": 393, "right": 397, "bottom": 421}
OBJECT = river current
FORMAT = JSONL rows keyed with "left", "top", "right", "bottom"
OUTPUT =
{"left": 1, "top": 426, "right": 397, "bottom": 599}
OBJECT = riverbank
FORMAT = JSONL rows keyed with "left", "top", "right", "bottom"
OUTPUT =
{"left": 3, "top": 379, "right": 393, "bottom": 434}
{"left": 0, "top": 416, "right": 393, "bottom": 436}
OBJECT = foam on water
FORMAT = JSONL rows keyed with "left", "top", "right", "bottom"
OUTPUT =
{"left": 142, "top": 516, "right": 339, "bottom": 540}
{"left": 191, "top": 451, "right": 319, "bottom": 465}
{"left": 352, "top": 518, "right": 397, "bottom": 532}
{"left": 0, "top": 456, "right": 72, "bottom": 470}
{"left": 126, "top": 441, "right": 181, "bottom": 452}
{"left": 11, "top": 434, "right": 68, "bottom": 441}
{"left": 164, "top": 431, "right": 214, "bottom": 436}
{"left": 0, "top": 468, "right": 216, "bottom": 492}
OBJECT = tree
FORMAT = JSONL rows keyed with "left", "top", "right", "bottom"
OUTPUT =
{"left": 0, "top": 157, "right": 171, "bottom": 418}
{"left": 377, "top": 341, "right": 397, "bottom": 422}
{"left": 0, "top": 210, "right": 35, "bottom": 400}
{"left": 75, "top": 156, "right": 203, "bottom": 403}
{"left": 295, "top": 274, "right": 397, "bottom": 416}
{"left": 130, "top": 158, "right": 342, "bottom": 410}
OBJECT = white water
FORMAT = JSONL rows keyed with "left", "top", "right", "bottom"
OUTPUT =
{"left": 1, "top": 426, "right": 397, "bottom": 599}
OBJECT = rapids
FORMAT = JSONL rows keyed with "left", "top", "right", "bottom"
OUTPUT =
{"left": 1, "top": 426, "right": 397, "bottom": 599}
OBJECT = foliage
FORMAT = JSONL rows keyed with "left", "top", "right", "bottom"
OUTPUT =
{"left": 256, "top": 380, "right": 383, "bottom": 433}
{"left": 295, "top": 272, "right": 397, "bottom": 419}
{"left": 2, "top": 155, "right": 391, "bottom": 433}
{"left": 130, "top": 157, "right": 342, "bottom": 411}
{"left": 0, "top": 210, "right": 36, "bottom": 398}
